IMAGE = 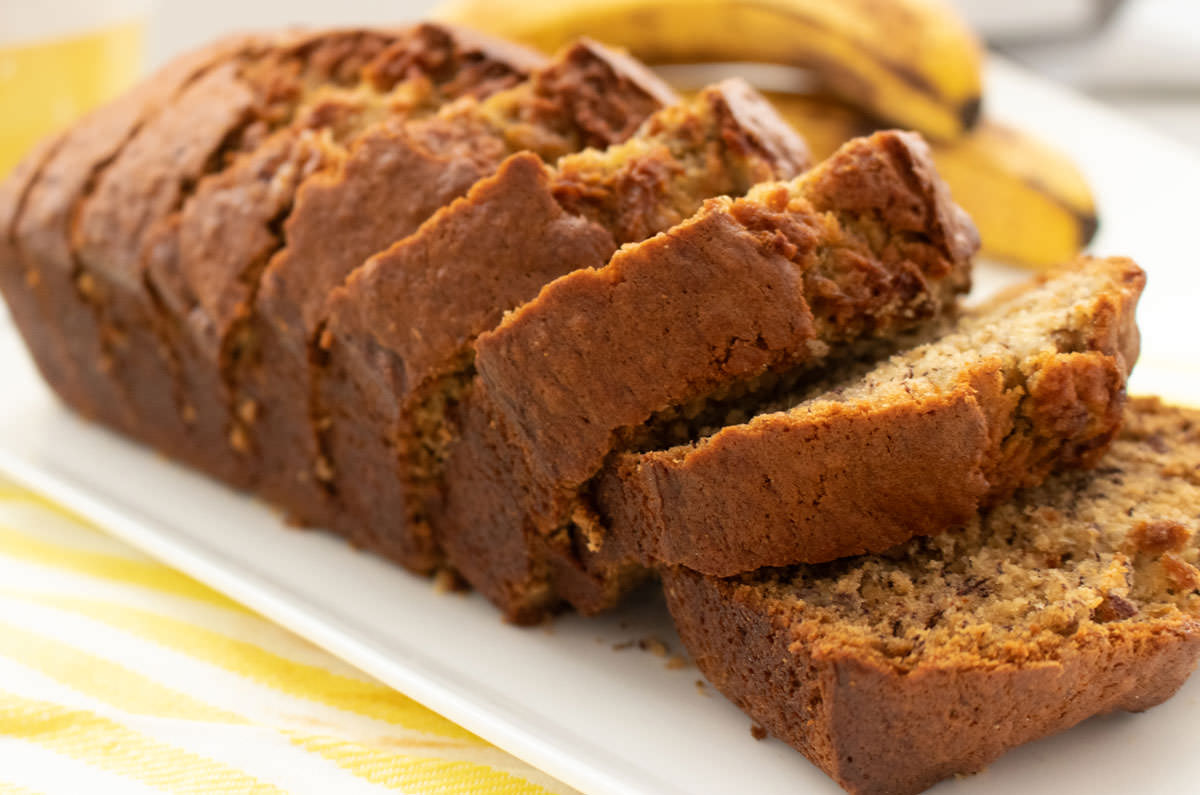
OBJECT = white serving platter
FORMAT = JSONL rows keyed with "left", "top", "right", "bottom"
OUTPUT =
{"left": 0, "top": 57, "right": 1197, "bottom": 795}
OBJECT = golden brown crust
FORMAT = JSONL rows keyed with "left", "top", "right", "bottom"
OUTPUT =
{"left": 5, "top": 29, "right": 380, "bottom": 458}
{"left": 112, "top": 25, "right": 541, "bottom": 493}
{"left": 79, "top": 30, "right": 402, "bottom": 479}
{"left": 0, "top": 24, "right": 546, "bottom": 489}
{"left": 327, "top": 153, "right": 615, "bottom": 401}
{"left": 245, "top": 130, "right": 505, "bottom": 514}
{"left": 258, "top": 37, "right": 670, "bottom": 349}
{"left": 664, "top": 567, "right": 1200, "bottom": 795}
{"left": 484, "top": 204, "right": 823, "bottom": 489}
{"left": 149, "top": 27, "right": 534, "bottom": 486}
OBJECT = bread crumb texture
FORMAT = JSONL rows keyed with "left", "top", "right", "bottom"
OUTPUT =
{"left": 750, "top": 397, "right": 1200, "bottom": 669}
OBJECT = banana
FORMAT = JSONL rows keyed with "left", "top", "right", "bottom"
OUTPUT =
{"left": 432, "top": 0, "right": 1091, "bottom": 267}
{"left": 764, "top": 92, "right": 1098, "bottom": 269}
{"left": 432, "top": 0, "right": 983, "bottom": 140}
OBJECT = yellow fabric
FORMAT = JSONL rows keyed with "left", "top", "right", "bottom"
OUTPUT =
{"left": 0, "top": 481, "right": 572, "bottom": 794}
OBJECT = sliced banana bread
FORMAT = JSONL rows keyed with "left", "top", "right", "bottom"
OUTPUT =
{"left": 600, "top": 255, "right": 1145, "bottom": 576}
{"left": 317, "top": 78, "right": 810, "bottom": 571}
{"left": 236, "top": 38, "right": 674, "bottom": 523}
{"left": 442, "top": 130, "right": 978, "bottom": 622}
{"left": 144, "top": 28, "right": 569, "bottom": 488}
{"left": 664, "top": 396, "right": 1200, "bottom": 795}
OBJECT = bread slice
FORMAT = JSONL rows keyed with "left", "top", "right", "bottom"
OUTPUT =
{"left": 600, "top": 255, "right": 1145, "bottom": 576}
{"left": 229, "top": 38, "right": 674, "bottom": 522}
{"left": 442, "top": 130, "right": 978, "bottom": 622}
{"left": 316, "top": 79, "right": 809, "bottom": 571}
{"left": 664, "top": 396, "right": 1200, "bottom": 795}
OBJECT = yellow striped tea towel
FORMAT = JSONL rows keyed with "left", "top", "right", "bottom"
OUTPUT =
{"left": 0, "top": 480, "right": 572, "bottom": 794}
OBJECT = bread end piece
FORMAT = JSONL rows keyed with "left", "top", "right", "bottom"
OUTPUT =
{"left": 664, "top": 397, "right": 1200, "bottom": 793}
{"left": 665, "top": 567, "right": 1200, "bottom": 795}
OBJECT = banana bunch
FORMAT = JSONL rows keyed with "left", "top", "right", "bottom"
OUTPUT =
{"left": 434, "top": 0, "right": 1097, "bottom": 268}
{"left": 435, "top": 0, "right": 983, "bottom": 140}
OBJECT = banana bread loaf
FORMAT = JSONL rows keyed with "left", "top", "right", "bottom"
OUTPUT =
{"left": 317, "top": 79, "right": 810, "bottom": 571}
{"left": 599, "top": 255, "right": 1145, "bottom": 576}
{"left": 442, "top": 130, "right": 979, "bottom": 622}
{"left": 664, "top": 396, "right": 1200, "bottom": 795}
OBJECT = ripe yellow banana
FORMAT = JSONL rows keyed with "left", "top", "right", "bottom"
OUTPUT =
{"left": 433, "top": 0, "right": 983, "bottom": 140}
{"left": 763, "top": 92, "right": 1098, "bottom": 269}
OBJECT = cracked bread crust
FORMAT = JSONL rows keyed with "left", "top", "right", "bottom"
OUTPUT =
{"left": 260, "top": 37, "right": 670, "bottom": 352}
{"left": 662, "top": 397, "right": 1200, "bottom": 795}
{"left": 550, "top": 77, "right": 811, "bottom": 246}
{"left": 600, "top": 256, "right": 1146, "bottom": 576}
